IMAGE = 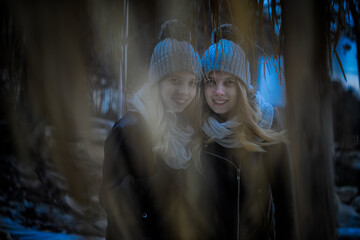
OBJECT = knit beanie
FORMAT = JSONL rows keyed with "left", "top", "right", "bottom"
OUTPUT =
{"left": 148, "top": 20, "right": 202, "bottom": 84}
{"left": 201, "top": 24, "right": 251, "bottom": 88}
{"left": 202, "top": 24, "right": 274, "bottom": 129}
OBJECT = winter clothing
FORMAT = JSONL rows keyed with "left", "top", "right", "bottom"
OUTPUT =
{"left": 197, "top": 141, "right": 294, "bottom": 240}
{"left": 162, "top": 113, "right": 195, "bottom": 169}
{"left": 99, "top": 111, "right": 194, "bottom": 240}
{"left": 198, "top": 23, "right": 293, "bottom": 240}
{"left": 129, "top": 89, "right": 195, "bottom": 169}
{"left": 148, "top": 38, "right": 202, "bottom": 84}
{"left": 201, "top": 32, "right": 274, "bottom": 128}
{"left": 100, "top": 19, "right": 203, "bottom": 239}
{"left": 255, "top": 91, "right": 274, "bottom": 129}
{"left": 148, "top": 20, "right": 201, "bottom": 84}
{"left": 202, "top": 116, "right": 242, "bottom": 148}
{"left": 202, "top": 39, "right": 251, "bottom": 88}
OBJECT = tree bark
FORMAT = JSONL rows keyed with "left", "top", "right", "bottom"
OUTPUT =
{"left": 282, "top": 0, "right": 337, "bottom": 239}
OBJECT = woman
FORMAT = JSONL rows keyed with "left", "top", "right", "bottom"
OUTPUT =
{"left": 99, "top": 20, "right": 202, "bottom": 240}
{"left": 197, "top": 24, "right": 294, "bottom": 240}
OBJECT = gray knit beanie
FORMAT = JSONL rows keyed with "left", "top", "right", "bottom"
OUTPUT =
{"left": 201, "top": 24, "right": 251, "bottom": 87}
{"left": 148, "top": 20, "right": 202, "bottom": 84}
{"left": 202, "top": 24, "right": 274, "bottom": 129}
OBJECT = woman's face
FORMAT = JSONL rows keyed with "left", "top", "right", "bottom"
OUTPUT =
{"left": 204, "top": 71, "right": 239, "bottom": 120}
{"left": 159, "top": 71, "right": 198, "bottom": 113}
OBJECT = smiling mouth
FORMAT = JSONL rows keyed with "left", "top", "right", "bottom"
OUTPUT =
{"left": 213, "top": 99, "right": 228, "bottom": 105}
{"left": 174, "top": 98, "right": 188, "bottom": 104}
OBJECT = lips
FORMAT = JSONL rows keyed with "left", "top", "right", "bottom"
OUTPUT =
{"left": 173, "top": 97, "right": 188, "bottom": 105}
{"left": 213, "top": 99, "right": 228, "bottom": 105}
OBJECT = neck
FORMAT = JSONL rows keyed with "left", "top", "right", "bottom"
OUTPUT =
{"left": 214, "top": 114, "right": 228, "bottom": 123}
{"left": 217, "top": 108, "right": 240, "bottom": 122}
{"left": 217, "top": 111, "right": 236, "bottom": 123}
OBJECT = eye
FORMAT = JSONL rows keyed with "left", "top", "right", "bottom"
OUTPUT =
{"left": 204, "top": 78, "right": 216, "bottom": 86}
{"left": 224, "top": 78, "right": 236, "bottom": 87}
{"left": 188, "top": 79, "right": 199, "bottom": 88}
{"left": 168, "top": 78, "right": 182, "bottom": 85}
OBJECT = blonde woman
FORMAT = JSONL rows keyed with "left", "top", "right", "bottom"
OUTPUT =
{"left": 197, "top": 24, "right": 294, "bottom": 240}
{"left": 99, "top": 20, "right": 201, "bottom": 240}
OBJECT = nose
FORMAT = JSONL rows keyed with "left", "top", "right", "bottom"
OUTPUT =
{"left": 214, "top": 83, "right": 225, "bottom": 95}
{"left": 178, "top": 84, "right": 190, "bottom": 95}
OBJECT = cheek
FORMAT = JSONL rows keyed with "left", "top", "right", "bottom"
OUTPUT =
{"left": 233, "top": 88, "right": 239, "bottom": 100}
{"left": 160, "top": 85, "right": 172, "bottom": 99}
{"left": 189, "top": 88, "right": 197, "bottom": 100}
{"left": 204, "top": 87, "right": 212, "bottom": 102}
{"left": 204, "top": 87, "right": 212, "bottom": 98}
{"left": 159, "top": 86, "right": 170, "bottom": 106}
{"left": 228, "top": 86, "right": 238, "bottom": 99}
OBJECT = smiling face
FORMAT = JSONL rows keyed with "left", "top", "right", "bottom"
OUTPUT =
{"left": 159, "top": 71, "right": 198, "bottom": 113}
{"left": 204, "top": 71, "right": 239, "bottom": 120}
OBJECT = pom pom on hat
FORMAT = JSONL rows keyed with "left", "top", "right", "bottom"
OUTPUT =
{"left": 211, "top": 23, "right": 241, "bottom": 45}
{"left": 203, "top": 24, "right": 275, "bottom": 129}
{"left": 159, "top": 19, "right": 190, "bottom": 41}
{"left": 149, "top": 20, "right": 201, "bottom": 84}
{"left": 202, "top": 24, "right": 251, "bottom": 87}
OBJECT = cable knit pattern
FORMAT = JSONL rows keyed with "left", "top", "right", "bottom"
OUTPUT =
{"left": 202, "top": 116, "right": 242, "bottom": 148}
{"left": 149, "top": 39, "right": 202, "bottom": 84}
{"left": 202, "top": 39, "right": 251, "bottom": 87}
{"left": 164, "top": 114, "right": 194, "bottom": 169}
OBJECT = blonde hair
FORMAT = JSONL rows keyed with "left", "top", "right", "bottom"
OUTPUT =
{"left": 129, "top": 83, "right": 169, "bottom": 157}
{"left": 199, "top": 75, "right": 287, "bottom": 153}
{"left": 129, "top": 81, "right": 201, "bottom": 161}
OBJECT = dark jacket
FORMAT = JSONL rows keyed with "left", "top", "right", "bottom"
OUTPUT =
{"left": 197, "top": 141, "right": 295, "bottom": 240}
{"left": 99, "top": 112, "right": 190, "bottom": 240}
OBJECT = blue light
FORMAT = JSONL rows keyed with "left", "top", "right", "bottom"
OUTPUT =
{"left": 257, "top": 56, "right": 286, "bottom": 107}
{"left": 333, "top": 36, "right": 359, "bottom": 97}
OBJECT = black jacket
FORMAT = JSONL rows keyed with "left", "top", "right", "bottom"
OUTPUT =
{"left": 99, "top": 112, "right": 190, "bottom": 240}
{"left": 197, "top": 141, "right": 295, "bottom": 240}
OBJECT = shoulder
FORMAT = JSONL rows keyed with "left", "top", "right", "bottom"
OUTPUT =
{"left": 262, "top": 143, "right": 290, "bottom": 167}
{"left": 113, "top": 111, "right": 146, "bottom": 130}
{"left": 264, "top": 143, "right": 288, "bottom": 157}
{"left": 203, "top": 142, "right": 227, "bottom": 156}
{"left": 106, "top": 111, "right": 149, "bottom": 145}
{"left": 110, "top": 111, "right": 148, "bottom": 136}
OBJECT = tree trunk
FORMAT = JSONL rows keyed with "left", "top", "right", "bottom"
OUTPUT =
{"left": 282, "top": 0, "right": 337, "bottom": 239}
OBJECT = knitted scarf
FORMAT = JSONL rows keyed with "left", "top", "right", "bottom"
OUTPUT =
{"left": 202, "top": 92, "right": 274, "bottom": 149}
{"left": 202, "top": 116, "right": 242, "bottom": 148}
{"left": 129, "top": 92, "right": 194, "bottom": 169}
{"left": 164, "top": 113, "right": 194, "bottom": 169}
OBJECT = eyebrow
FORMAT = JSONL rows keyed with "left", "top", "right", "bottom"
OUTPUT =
{"left": 168, "top": 74, "right": 199, "bottom": 81}
{"left": 167, "top": 74, "right": 181, "bottom": 78}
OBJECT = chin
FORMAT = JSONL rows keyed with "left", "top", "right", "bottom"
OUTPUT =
{"left": 211, "top": 108, "right": 225, "bottom": 115}
{"left": 172, "top": 104, "right": 187, "bottom": 113}
{"left": 174, "top": 108, "right": 185, "bottom": 113}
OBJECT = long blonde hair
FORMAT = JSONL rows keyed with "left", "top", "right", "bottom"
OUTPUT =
{"left": 129, "top": 81, "right": 201, "bottom": 162}
{"left": 199, "top": 76, "right": 287, "bottom": 152}
{"left": 129, "top": 83, "right": 170, "bottom": 157}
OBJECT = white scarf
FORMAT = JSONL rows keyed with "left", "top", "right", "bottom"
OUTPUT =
{"left": 164, "top": 114, "right": 194, "bottom": 169}
{"left": 129, "top": 93, "right": 194, "bottom": 169}
{"left": 202, "top": 116, "right": 242, "bottom": 148}
{"left": 202, "top": 92, "right": 274, "bottom": 148}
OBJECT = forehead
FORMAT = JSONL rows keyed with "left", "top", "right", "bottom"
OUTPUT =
{"left": 208, "top": 71, "right": 236, "bottom": 79}
{"left": 166, "top": 70, "right": 197, "bottom": 79}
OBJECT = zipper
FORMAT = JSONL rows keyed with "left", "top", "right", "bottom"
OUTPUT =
{"left": 203, "top": 151, "right": 241, "bottom": 240}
